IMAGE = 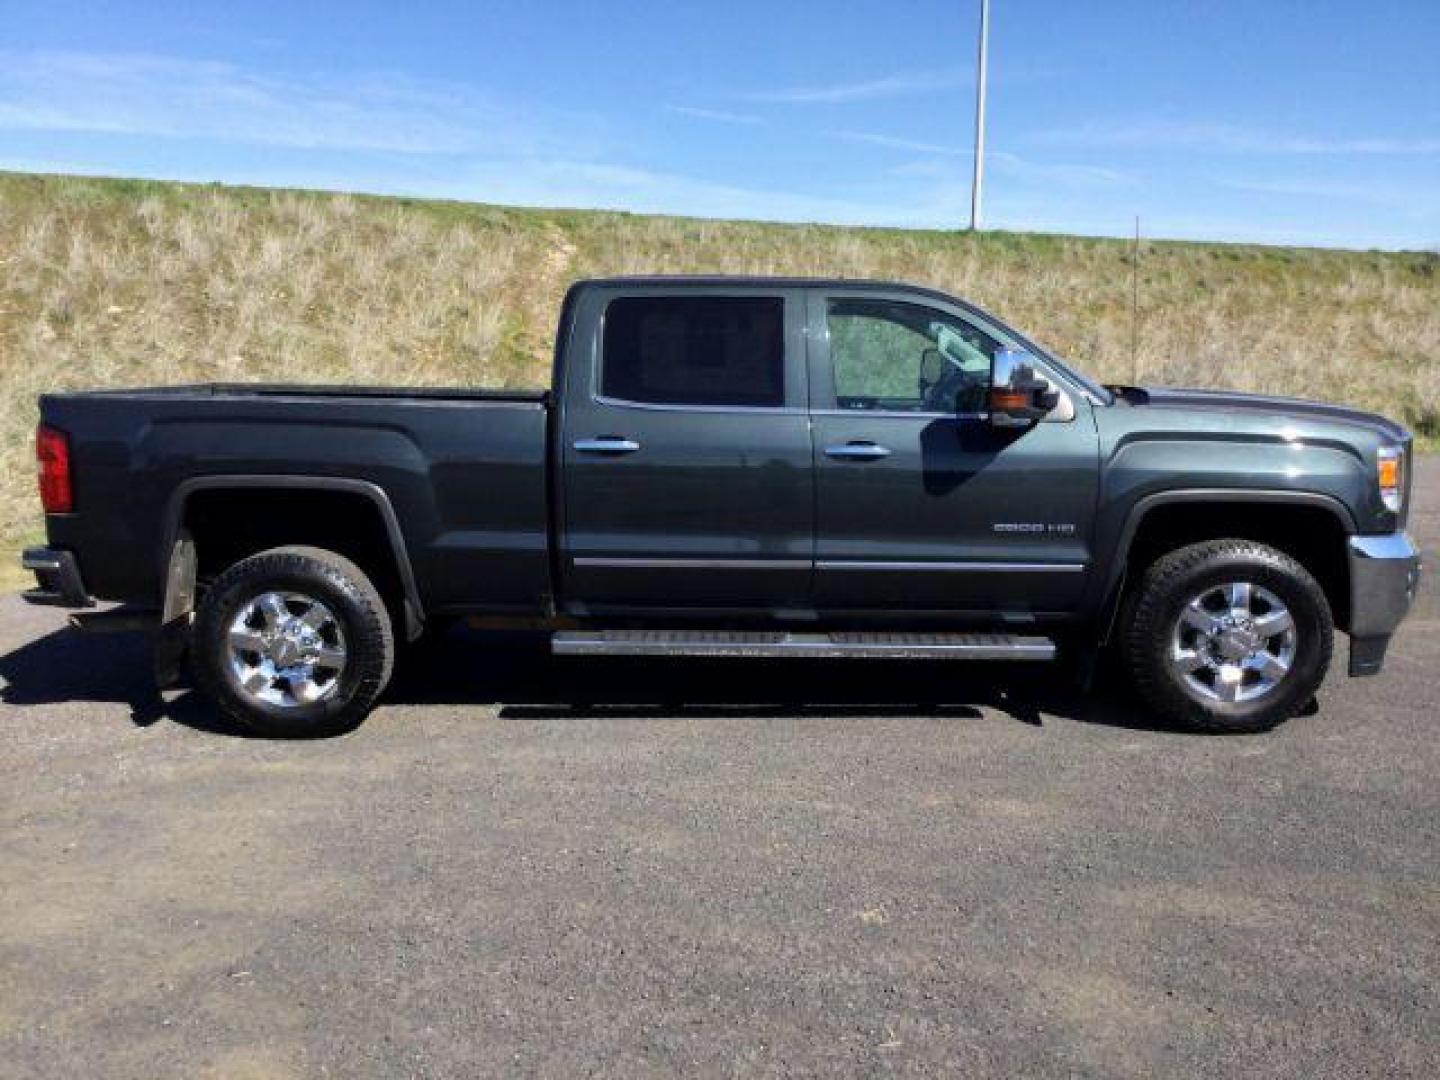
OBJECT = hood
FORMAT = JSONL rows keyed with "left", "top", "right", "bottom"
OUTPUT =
{"left": 1110, "top": 385, "right": 1411, "bottom": 444}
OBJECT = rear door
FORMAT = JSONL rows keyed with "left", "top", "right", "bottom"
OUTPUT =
{"left": 558, "top": 285, "right": 813, "bottom": 614}
{"left": 807, "top": 287, "right": 1101, "bottom": 617}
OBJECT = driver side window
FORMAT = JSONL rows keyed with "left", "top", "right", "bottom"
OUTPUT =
{"left": 827, "top": 298, "right": 999, "bottom": 414}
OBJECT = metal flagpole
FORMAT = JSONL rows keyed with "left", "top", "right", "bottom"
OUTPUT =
{"left": 969, "top": 0, "right": 991, "bottom": 231}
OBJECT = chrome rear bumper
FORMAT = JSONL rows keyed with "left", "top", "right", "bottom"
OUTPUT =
{"left": 21, "top": 547, "right": 93, "bottom": 608}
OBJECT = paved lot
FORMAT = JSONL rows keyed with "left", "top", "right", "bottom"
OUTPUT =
{"left": 2, "top": 470, "right": 1437, "bottom": 1078}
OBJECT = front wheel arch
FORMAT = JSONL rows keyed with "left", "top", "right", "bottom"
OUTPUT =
{"left": 1096, "top": 493, "right": 1353, "bottom": 646}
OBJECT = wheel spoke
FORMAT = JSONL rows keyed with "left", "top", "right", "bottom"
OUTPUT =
{"left": 290, "top": 674, "right": 325, "bottom": 704}
{"left": 1227, "top": 581, "right": 1253, "bottom": 617}
{"left": 1252, "top": 651, "right": 1290, "bottom": 682}
{"left": 1252, "top": 608, "right": 1293, "bottom": 639}
{"left": 1170, "top": 648, "right": 1209, "bottom": 674}
{"left": 1215, "top": 665, "right": 1245, "bottom": 702}
{"left": 239, "top": 666, "right": 271, "bottom": 694}
{"left": 229, "top": 628, "right": 267, "bottom": 654}
{"left": 298, "top": 604, "right": 331, "bottom": 632}
{"left": 1181, "top": 601, "right": 1222, "bottom": 636}
{"left": 257, "top": 592, "right": 289, "bottom": 629}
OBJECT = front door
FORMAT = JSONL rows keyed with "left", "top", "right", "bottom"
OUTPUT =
{"left": 807, "top": 289, "right": 1100, "bottom": 618}
{"left": 559, "top": 286, "right": 813, "bottom": 614}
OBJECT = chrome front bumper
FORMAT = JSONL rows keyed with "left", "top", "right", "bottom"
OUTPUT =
{"left": 1347, "top": 532, "right": 1422, "bottom": 676}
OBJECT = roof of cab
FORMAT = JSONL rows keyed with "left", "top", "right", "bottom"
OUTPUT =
{"left": 567, "top": 275, "right": 984, "bottom": 308}
{"left": 569, "top": 275, "right": 962, "bottom": 304}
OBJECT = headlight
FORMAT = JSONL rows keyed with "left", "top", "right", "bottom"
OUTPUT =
{"left": 1377, "top": 445, "right": 1403, "bottom": 513}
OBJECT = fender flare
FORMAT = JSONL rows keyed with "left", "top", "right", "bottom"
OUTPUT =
{"left": 1093, "top": 488, "right": 1356, "bottom": 645}
{"left": 159, "top": 475, "right": 425, "bottom": 640}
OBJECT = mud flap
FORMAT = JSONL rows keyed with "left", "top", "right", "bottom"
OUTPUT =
{"left": 154, "top": 531, "right": 197, "bottom": 689}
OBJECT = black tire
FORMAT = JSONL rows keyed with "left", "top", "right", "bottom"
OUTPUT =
{"left": 192, "top": 546, "right": 394, "bottom": 738}
{"left": 1123, "top": 539, "right": 1333, "bottom": 734}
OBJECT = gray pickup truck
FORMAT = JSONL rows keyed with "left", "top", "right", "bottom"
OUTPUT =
{"left": 24, "top": 276, "right": 1420, "bottom": 736}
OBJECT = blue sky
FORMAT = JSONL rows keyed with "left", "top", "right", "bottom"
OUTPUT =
{"left": 2, "top": 0, "right": 1437, "bottom": 249}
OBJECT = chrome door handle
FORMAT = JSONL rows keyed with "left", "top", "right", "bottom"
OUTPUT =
{"left": 574, "top": 437, "right": 641, "bottom": 454}
{"left": 824, "top": 441, "right": 891, "bottom": 460}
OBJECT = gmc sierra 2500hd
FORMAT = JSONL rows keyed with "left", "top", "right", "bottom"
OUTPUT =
{"left": 24, "top": 277, "right": 1421, "bottom": 736}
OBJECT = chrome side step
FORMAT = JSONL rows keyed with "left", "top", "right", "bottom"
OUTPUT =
{"left": 551, "top": 630, "right": 1056, "bottom": 661}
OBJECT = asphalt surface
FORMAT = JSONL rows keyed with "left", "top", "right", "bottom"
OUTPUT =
{"left": 2, "top": 468, "right": 1438, "bottom": 1078}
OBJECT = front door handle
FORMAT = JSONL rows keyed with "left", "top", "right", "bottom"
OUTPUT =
{"left": 824, "top": 441, "right": 892, "bottom": 461}
{"left": 574, "top": 436, "right": 641, "bottom": 454}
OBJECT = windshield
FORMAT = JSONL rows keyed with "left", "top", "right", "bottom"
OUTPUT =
{"left": 1018, "top": 334, "right": 1114, "bottom": 404}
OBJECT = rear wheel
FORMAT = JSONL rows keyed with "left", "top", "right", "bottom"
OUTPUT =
{"left": 192, "top": 546, "right": 394, "bottom": 737}
{"left": 1123, "top": 539, "right": 1332, "bottom": 733}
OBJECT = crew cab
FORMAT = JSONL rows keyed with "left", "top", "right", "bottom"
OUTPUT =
{"left": 24, "top": 277, "right": 1421, "bottom": 736}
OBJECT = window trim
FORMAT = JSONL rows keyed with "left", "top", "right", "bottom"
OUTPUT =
{"left": 592, "top": 394, "right": 808, "bottom": 417}
{"left": 594, "top": 292, "right": 797, "bottom": 412}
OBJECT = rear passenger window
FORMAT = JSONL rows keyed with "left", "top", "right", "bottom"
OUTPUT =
{"left": 602, "top": 296, "right": 785, "bottom": 408}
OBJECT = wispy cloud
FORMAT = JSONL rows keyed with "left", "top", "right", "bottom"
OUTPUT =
{"left": 832, "top": 130, "right": 969, "bottom": 156}
{"left": 0, "top": 49, "right": 583, "bottom": 156}
{"left": 737, "top": 68, "right": 966, "bottom": 105}
{"left": 664, "top": 105, "right": 762, "bottom": 126}
{"left": 833, "top": 130, "right": 1135, "bottom": 188}
{"left": 1033, "top": 119, "right": 1440, "bottom": 156}
{"left": 1221, "top": 177, "right": 1437, "bottom": 216}
{"left": 1004, "top": 158, "right": 1134, "bottom": 188}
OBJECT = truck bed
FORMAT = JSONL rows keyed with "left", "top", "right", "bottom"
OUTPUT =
{"left": 39, "top": 382, "right": 554, "bottom": 617}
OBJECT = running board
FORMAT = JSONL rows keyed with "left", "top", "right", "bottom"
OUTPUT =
{"left": 551, "top": 630, "right": 1056, "bottom": 661}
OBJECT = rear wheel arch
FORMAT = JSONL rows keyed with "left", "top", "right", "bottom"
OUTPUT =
{"left": 161, "top": 476, "right": 424, "bottom": 640}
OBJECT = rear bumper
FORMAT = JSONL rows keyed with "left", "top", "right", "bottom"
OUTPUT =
{"left": 20, "top": 547, "right": 94, "bottom": 608}
{"left": 1347, "top": 532, "right": 1421, "bottom": 676}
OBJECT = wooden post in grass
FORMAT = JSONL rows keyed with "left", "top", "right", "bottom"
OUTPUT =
{"left": 1131, "top": 216, "right": 1141, "bottom": 384}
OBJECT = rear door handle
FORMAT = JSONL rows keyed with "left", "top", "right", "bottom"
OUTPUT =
{"left": 824, "top": 441, "right": 892, "bottom": 461}
{"left": 574, "top": 436, "right": 641, "bottom": 454}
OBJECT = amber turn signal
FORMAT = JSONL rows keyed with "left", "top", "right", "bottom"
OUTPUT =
{"left": 1377, "top": 446, "right": 1403, "bottom": 513}
{"left": 988, "top": 388, "right": 1031, "bottom": 411}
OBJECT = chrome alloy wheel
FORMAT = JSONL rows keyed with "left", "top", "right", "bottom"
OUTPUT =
{"left": 1170, "top": 581, "right": 1297, "bottom": 704}
{"left": 227, "top": 591, "right": 348, "bottom": 708}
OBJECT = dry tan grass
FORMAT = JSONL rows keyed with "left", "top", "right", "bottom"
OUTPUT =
{"left": 2, "top": 171, "right": 1437, "bottom": 580}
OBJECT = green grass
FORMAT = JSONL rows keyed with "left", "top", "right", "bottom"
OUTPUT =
{"left": 2, "top": 168, "right": 1437, "bottom": 582}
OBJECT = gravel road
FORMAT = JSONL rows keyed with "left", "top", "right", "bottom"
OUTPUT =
{"left": 2, "top": 465, "right": 1436, "bottom": 1078}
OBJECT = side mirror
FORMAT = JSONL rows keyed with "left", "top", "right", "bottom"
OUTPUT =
{"left": 988, "top": 348, "right": 1058, "bottom": 428}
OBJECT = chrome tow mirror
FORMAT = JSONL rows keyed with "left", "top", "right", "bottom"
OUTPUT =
{"left": 988, "top": 348, "right": 1058, "bottom": 428}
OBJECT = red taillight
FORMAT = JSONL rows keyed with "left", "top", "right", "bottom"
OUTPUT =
{"left": 36, "top": 424, "right": 72, "bottom": 514}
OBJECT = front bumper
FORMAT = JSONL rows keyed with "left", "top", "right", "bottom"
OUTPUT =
{"left": 20, "top": 546, "right": 93, "bottom": 608}
{"left": 1347, "top": 532, "right": 1421, "bottom": 676}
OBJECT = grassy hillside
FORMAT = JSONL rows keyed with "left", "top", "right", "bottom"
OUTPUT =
{"left": 1, "top": 170, "right": 1437, "bottom": 584}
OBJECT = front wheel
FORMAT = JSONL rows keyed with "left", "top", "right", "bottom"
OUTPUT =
{"left": 1123, "top": 539, "right": 1333, "bottom": 733}
{"left": 192, "top": 546, "right": 395, "bottom": 737}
